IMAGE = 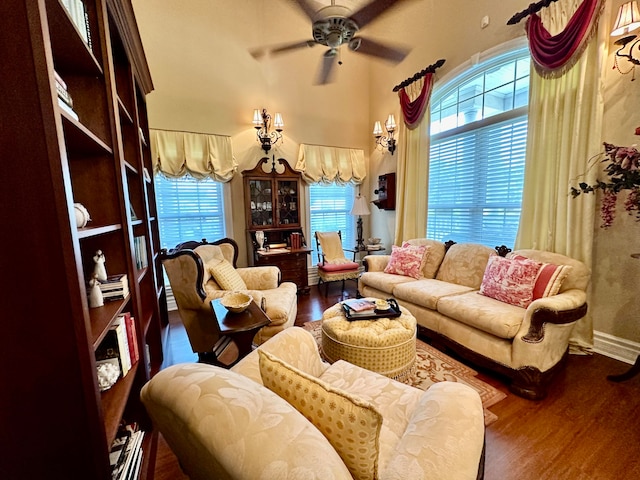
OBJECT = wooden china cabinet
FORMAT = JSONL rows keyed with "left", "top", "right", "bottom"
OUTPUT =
{"left": 1, "top": 1, "right": 165, "bottom": 478}
{"left": 242, "top": 157, "right": 311, "bottom": 294}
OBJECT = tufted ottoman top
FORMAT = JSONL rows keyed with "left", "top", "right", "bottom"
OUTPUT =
{"left": 321, "top": 301, "right": 417, "bottom": 379}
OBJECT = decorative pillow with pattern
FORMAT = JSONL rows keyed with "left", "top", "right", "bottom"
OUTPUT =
{"left": 509, "top": 254, "right": 572, "bottom": 299}
{"left": 258, "top": 349, "right": 382, "bottom": 480}
{"left": 384, "top": 244, "right": 430, "bottom": 279}
{"left": 480, "top": 255, "right": 541, "bottom": 308}
{"left": 208, "top": 259, "right": 247, "bottom": 290}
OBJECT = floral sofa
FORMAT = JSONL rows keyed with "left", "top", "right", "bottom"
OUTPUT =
{"left": 141, "top": 327, "right": 485, "bottom": 480}
{"left": 359, "top": 239, "right": 591, "bottom": 400}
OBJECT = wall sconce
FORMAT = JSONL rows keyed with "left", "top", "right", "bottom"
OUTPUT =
{"left": 373, "top": 114, "right": 397, "bottom": 155}
{"left": 350, "top": 193, "right": 371, "bottom": 251}
{"left": 253, "top": 108, "right": 284, "bottom": 153}
{"left": 611, "top": 1, "right": 640, "bottom": 79}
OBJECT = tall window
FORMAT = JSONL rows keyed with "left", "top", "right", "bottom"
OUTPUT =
{"left": 309, "top": 183, "right": 357, "bottom": 262}
{"left": 428, "top": 47, "right": 530, "bottom": 247}
{"left": 155, "top": 174, "right": 226, "bottom": 250}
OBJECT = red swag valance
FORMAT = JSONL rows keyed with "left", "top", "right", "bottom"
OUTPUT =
{"left": 526, "top": 0, "right": 604, "bottom": 77}
{"left": 398, "top": 72, "right": 435, "bottom": 129}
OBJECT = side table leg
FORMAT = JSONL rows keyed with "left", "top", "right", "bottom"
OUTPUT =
{"left": 607, "top": 354, "right": 640, "bottom": 382}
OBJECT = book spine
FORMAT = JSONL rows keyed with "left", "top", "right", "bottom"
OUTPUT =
{"left": 113, "top": 320, "right": 131, "bottom": 375}
{"left": 123, "top": 313, "right": 140, "bottom": 363}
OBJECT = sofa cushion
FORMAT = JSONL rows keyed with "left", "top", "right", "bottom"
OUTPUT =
{"left": 258, "top": 350, "right": 382, "bottom": 480}
{"left": 437, "top": 291, "right": 525, "bottom": 339}
{"left": 510, "top": 249, "right": 589, "bottom": 292}
{"left": 479, "top": 255, "right": 541, "bottom": 308}
{"left": 208, "top": 259, "right": 247, "bottom": 290}
{"left": 436, "top": 243, "right": 497, "bottom": 288}
{"left": 508, "top": 253, "right": 573, "bottom": 299}
{"left": 384, "top": 244, "right": 430, "bottom": 279}
{"left": 318, "top": 261, "right": 360, "bottom": 272}
{"left": 358, "top": 271, "right": 416, "bottom": 295}
{"left": 393, "top": 279, "right": 475, "bottom": 310}
{"left": 402, "top": 239, "right": 447, "bottom": 278}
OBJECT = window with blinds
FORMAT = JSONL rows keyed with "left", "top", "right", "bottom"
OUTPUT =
{"left": 428, "top": 48, "right": 529, "bottom": 248}
{"left": 155, "top": 174, "right": 226, "bottom": 250}
{"left": 309, "top": 183, "right": 357, "bottom": 262}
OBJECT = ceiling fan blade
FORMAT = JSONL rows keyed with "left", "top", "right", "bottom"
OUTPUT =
{"left": 315, "top": 54, "right": 337, "bottom": 85}
{"left": 290, "top": 0, "right": 324, "bottom": 21}
{"left": 350, "top": 0, "right": 411, "bottom": 29}
{"left": 349, "top": 36, "right": 409, "bottom": 63}
{"left": 250, "top": 40, "right": 316, "bottom": 60}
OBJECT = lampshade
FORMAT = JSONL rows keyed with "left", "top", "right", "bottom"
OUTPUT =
{"left": 273, "top": 112, "right": 284, "bottom": 130}
{"left": 373, "top": 121, "right": 383, "bottom": 136}
{"left": 252, "top": 109, "right": 263, "bottom": 127}
{"left": 350, "top": 194, "right": 371, "bottom": 216}
{"left": 611, "top": 1, "right": 640, "bottom": 36}
{"left": 385, "top": 114, "right": 397, "bottom": 132}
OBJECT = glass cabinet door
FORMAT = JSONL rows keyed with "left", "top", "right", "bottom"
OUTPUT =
{"left": 249, "top": 179, "right": 274, "bottom": 227}
{"left": 276, "top": 179, "right": 299, "bottom": 227}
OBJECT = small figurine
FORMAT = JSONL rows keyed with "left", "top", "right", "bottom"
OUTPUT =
{"left": 88, "top": 273, "right": 104, "bottom": 308}
{"left": 93, "top": 250, "right": 107, "bottom": 281}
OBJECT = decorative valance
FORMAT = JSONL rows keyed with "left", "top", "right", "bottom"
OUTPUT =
{"left": 524, "top": 0, "right": 604, "bottom": 77}
{"left": 393, "top": 59, "right": 444, "bottom": 129}
{"left": 150, "top": 129, "right": 237, "bottom": 182}
{"left": 295, "top": 144, "right": 366, "bottom": 185}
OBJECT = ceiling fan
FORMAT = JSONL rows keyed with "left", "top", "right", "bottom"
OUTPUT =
{"left": 251, "top": 0, "right": 412, "bottom": 85}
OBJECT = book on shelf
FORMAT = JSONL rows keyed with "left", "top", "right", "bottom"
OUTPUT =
{"left": 133, "top": 236, "right": 148, "bottom": 269}
{"left": 342, "top": 298, "right": 375, "bottom": 313}
{"left": 96, "top": 328, "right": 128, "bottom": 378}
{"left": 99, "top": 274, "right": 129, "bottom": 296}
{"left": 112, "top": 317, "right": 132, "bottom": 375}
{"left": 57, "top": 97, "right": 78, "bottom": 121}
{"left": 119, "top": 312, "right": 139, "bottom": 364}
{"left": 110, "top": 423, "right": 144, "bottom": 480}
{"left": 61, "top": 0, "right": 91, "bottom": 48}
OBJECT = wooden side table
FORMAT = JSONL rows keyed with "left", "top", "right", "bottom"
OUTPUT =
{"left": 256, "top": 247, "right": 312, "bottom": 294}
{"left": 210, "top": 299, "right": 271, "bottom": 368}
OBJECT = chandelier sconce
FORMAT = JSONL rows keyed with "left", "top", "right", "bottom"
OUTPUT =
{"left": 373, "top": 114, "right": 397, "bottom": 155}
{"left": 253, "top": 108, "right": 284, "bottom": 153}
{"left": 611, "top": 1, "right": 640, "bottom": 79}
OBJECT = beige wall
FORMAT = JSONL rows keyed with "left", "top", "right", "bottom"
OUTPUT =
{"left": 134, "top": 0, "right": 640, "bottom": 349}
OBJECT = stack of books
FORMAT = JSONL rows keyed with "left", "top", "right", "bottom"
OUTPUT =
{"left": 99, "top": 274, "right": 129, "bottom": 301}
{"left": 342, "top": 298, "right": 376, "bottom": 318}
{"left": 109, "top": 423, "right": 144, "bottom": 480}
{"left": 289, "top": 232, "right": 303, "bottom": 249}
{"left": 133, "top": 236, "right": 148, "bottom": 269}
{"left": 55, "top": 71, "right": 78, "bottom": 120}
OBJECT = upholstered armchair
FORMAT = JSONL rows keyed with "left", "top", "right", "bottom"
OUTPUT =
{"left": 160, "top": 238, "right": 298, "bottom": 363}
{"left": 141, "top": 327, "right": 486, "bottom": 480}
{"left": 314, "top": 231, "right": 360, "bottom": 296}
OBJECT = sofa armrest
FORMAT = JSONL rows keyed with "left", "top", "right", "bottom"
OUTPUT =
{"left": 521, "top": 289, "right": 587, "bottom": 342}
{"left": 232, "top": 327, "right": 329, "bottom": 384}
{"left": 381, "top": 382, "right": 485, "bottom": 480}
{"left": 237, "top": 266, "right": 281, "bottom": 289}
{"left": 363, "top": 254, "right": 391, "bottom": 272}
{"left": 141, "top": 364, "right": 351, "bottom": 480}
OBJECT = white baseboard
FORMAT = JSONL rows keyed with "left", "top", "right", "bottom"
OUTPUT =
{"left": 593, "top": 331, "right": 640, "bottom": 365}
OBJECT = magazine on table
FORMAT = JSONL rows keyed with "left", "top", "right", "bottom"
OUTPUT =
{"left": 342, "top": 298, "right": 375, "bottom": 313}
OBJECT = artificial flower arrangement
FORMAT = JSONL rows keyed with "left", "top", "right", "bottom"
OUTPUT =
{"left": 571, "top": 129, "right": 640, "bottom": 228}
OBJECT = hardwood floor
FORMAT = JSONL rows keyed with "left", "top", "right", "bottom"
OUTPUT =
{"left": 153, "top": 283, "right": 640, "bottom": 479}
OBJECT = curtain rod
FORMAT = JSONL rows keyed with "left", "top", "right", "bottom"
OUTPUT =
{"left": 150, "top": 127, "right": 231, "bottom": 137}
{"left": 392, "top": 59, "right": 446, "bottom": 92}
{"left": 507, "top": 0, "right": 560, "bottom": 25}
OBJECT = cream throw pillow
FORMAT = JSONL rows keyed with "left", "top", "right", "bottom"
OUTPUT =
{"left": 258, "top": 349, "right": 382, "bottom": 480}
{"left": 208, "top": 259, "right": 247, "bottom": 290}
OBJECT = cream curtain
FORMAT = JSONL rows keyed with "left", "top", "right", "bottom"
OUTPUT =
{"left": 515, "top": 0, "right": 609, "bottom": 353}
{"left": 150, "top": 129, "right": 237, "bottom": 182}
{"left": 295, "top": 144, "right": 366, "bottom": 185}
{"left": 394, "top": 77, "right": 432, "bottom": 245}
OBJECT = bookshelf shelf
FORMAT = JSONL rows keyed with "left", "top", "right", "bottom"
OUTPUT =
{"left": 2, "top": 1, "right": 164, "bottom": 478}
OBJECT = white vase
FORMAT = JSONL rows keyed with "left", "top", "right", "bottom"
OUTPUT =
{"left": 255, "top": 231, "right": 265, "bottom": 251}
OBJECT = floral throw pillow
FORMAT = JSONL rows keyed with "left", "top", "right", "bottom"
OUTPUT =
{"left": 384, "top": 244, "right": 430, "bottom": 279}
{"left": 509, "top": 254, "right": 572, "bottom": 300}
{"left": 480, "top": 256, "right": 541, "bottom": 308}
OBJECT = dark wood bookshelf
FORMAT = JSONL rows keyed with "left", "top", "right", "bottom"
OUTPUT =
{"left": 1, "top": 0, "right": 163, "bottom": 478}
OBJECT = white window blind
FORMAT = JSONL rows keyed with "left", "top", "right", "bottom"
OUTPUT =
{"left": 309, "top": 183, "right": 357, "bottom": 263}
{"left": 428, "top": 48, "right": 529, "bottom": 248}
{"left": 155, "top": 174, "right": 226, "bottom": 250}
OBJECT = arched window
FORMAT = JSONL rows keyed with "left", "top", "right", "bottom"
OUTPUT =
{"left": 427, "top": 46, "right": 530, "bottom": 247}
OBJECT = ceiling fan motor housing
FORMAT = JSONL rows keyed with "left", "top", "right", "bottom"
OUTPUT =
{"left": 312, "top": 7, "right": 359, "bottom": 50}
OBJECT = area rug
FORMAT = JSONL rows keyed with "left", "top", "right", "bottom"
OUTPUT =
{"left": 303, "top": 320, "right": 506, "bottom": 426}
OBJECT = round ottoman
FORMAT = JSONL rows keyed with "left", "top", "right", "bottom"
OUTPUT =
{"left": 321, "top": 302, "right": 417, "bottom": 380}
